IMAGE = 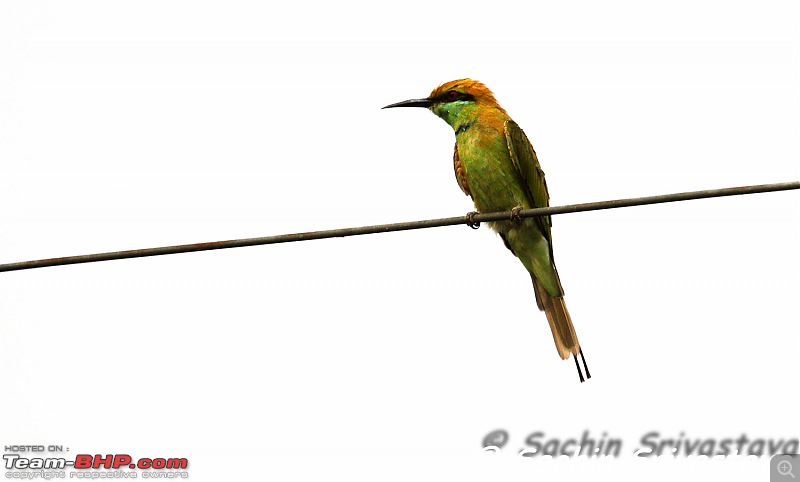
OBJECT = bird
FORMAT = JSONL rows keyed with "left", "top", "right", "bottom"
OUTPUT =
{"left": 383, "top": 79, "right": 590, "bottom": 382}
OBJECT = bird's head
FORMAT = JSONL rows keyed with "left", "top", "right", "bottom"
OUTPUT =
{"left": 383, "top": 79, "right": 507, "bottom": 132}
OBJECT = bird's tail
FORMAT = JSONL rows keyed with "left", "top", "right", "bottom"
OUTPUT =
{"left": 532, "top": 276, "right": 591, "bottom": 382}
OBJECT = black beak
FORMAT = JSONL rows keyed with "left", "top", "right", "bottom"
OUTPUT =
{"left": 382, "top": 98, "right": 435, "bottom": 109}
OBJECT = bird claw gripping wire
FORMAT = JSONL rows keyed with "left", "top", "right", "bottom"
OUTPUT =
{"left": 466, "top": 211, "right": 481, "bottom": 229}
{"left": 510, "top": 206, "right": 524, "bottom": 224}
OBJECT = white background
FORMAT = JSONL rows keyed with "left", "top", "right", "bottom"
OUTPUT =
{"left": 1, "top": 1, "right": 798, "bottom": 481}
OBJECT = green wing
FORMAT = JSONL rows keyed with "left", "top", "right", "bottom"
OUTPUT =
{"left": 504, "top": 119, "right": 552, "bottom": 244}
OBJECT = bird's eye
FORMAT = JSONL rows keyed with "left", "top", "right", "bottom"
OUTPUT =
{"left": 446, "top": 91, "right": 459, "bottom": 101}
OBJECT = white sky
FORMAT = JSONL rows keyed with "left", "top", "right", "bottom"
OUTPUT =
{"left": 1, "top": 1, "right": 798, "bottom": 481}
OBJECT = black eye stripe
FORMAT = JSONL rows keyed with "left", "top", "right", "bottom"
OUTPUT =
{"left": 439, "top": 91, "right": 475, "bottom": 103}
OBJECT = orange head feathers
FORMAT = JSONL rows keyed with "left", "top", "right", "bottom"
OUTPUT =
{"left": 427, "top": 79, "right": 506, "bottom": 114}
{"left": 383, "top": 78, "right": 509, "bottom": 132}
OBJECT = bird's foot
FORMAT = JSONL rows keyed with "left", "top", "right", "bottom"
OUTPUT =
{"left": 466, "top": 211, "right": 481, "bottom": 229}
{"left": 510, "top": 206, "right": 524, "bottom": 224}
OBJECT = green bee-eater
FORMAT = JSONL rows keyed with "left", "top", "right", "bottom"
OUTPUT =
{"left": 384, "top": 79, "right": 590, "bottom": 382}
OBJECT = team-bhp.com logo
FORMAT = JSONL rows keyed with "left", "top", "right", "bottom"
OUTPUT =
{"left": 73, "top": 454, "right": 188, "bottom": 470}
{"left": 4, "top": 453, "right": 189, "bottom": 478}
{"left": 4, "top": 454, "right": 188, "bottom": 470}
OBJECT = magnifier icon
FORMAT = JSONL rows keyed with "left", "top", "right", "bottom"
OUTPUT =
{"left": 778, "top": 460, "right": 796, "bottom": 478}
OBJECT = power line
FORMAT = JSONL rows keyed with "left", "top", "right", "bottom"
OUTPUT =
{"left": 1, "top": 181, "right": 797, "bottom": 273}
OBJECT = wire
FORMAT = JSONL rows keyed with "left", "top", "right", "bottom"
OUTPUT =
{"left": 1, "top": 181, "right": 797, "bottom": 273}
